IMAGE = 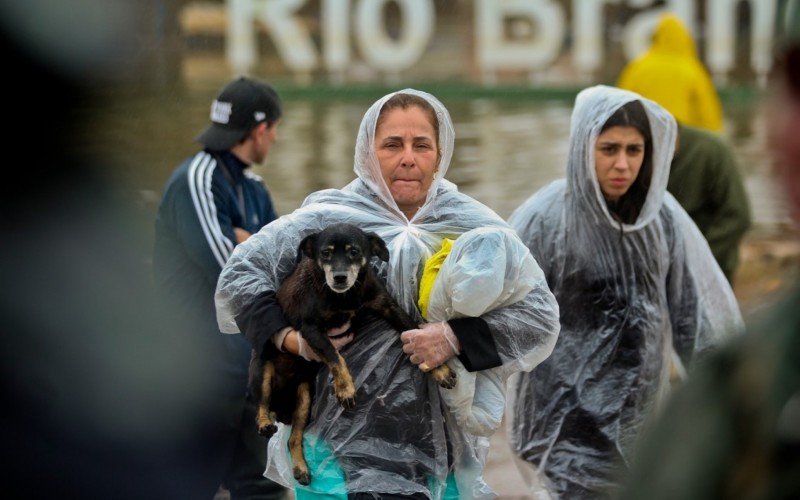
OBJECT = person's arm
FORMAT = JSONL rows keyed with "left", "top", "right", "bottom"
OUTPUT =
{"left": 476, "top": 290, "right": 560, "bottom": 373}
{"left": 449, "top": 317, "right": 502, "bottom": 371}
{"left": 175, "top": 156, "right": 237, "bottom": 284}
{"left": 234, "top": 290, "right": 290, "bottom": 356}
{"left": 402, "top": 289, "right": 559, "bottom": 374}
{"left": 400, "top": 317, "right": 500, "bottom": 372}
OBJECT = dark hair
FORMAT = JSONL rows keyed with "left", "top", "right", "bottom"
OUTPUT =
{"left": 376, "top": 93, "right": 440, "bottom": 142}
{"left": 599, "top": 100, "right": 653, "bottom": 225}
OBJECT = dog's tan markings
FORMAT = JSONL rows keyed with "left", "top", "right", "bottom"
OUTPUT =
{"left": 289, "top": 381, "right": 312, "bottom": 485}
{"left": 346, "top": 264, "right": 360, "bottom": 285}
{"left": 327, "top": 353, "right": 356, "bottom": 408}
{"left": 256, "top": 361, "right": 278, "bottom": 436}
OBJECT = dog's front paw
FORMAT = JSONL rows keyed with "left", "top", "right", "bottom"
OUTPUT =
{"left": 432, "top": 365, "right": 457, "bottom": 389}
{"left": 293, "top": 466, "right": 311, "bottom": 485}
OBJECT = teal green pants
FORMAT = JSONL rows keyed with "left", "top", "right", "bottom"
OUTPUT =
{"left": 293, "top": 434, "right": 459, "bottom": 499}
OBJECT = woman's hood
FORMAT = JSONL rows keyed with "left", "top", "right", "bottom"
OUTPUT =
{"left": 353, "top": 88, "right": 455, "bottom": 223}
{"left": 566, "top": 85, "right": 677, "bottom": 231}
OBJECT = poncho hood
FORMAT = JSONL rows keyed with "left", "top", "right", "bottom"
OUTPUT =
{"left": 649, "top": 13, "right": 697, "bottom": 58}
{"left": 567, "top": 85, "right": 677, "bottom": 231}
{"left": 354, "top": 88, "right": 455, "bottom": 223}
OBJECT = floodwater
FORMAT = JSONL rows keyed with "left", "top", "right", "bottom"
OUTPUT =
{"left": 97, "top": 84, "right": 790, "bottom": 236}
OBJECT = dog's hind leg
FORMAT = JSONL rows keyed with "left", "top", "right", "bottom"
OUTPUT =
{"left": 289, "top": 381, "right": 312, "bottom": 485}
{"left": 256, "top": 360, "right": 278, "bottom": 437}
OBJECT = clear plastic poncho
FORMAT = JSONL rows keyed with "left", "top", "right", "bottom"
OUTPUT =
{"left": 426, "top": 227, "right": 550, "bottom": 439}
{"left": 215, "top": 89, "right": 560, "bottom": 499}
{"left": 506, "top": 85, "right": 744, "bottom": 499}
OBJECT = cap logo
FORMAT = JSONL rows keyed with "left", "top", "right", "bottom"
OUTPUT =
{"left": 254, "top": 111, "right": 266, "bottom": 122}
{"left": 210, "top": 100, "right": 232, "bottom": 124}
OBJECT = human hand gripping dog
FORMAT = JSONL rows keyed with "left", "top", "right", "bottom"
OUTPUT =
{"left": 401, "top": 321, "right": 461, "bottom": 372}
{"left": 275, "top": 326, "right": 354, "bottom": 362}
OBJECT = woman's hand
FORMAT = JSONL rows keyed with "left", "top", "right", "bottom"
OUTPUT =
{"left": 278, "top": 328, "right": 354, "bottom": 362}
{"left": 400, "top": 322, "right": 461, "bottom": 372}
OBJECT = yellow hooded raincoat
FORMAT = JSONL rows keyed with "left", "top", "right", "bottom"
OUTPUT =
{"left": 617, "top": 13, "right": 723, "bottom": 132}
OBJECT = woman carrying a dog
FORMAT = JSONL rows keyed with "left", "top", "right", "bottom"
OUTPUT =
{"left": 505, "top": 85, "right": 743, "bottom": 499}
{"left": 216, "top": 89, "right": 561, "bottom": 499}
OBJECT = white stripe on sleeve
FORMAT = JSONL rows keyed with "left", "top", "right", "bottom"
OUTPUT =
{"left": 187, "top": 152, "right": 234, "bottom": 267}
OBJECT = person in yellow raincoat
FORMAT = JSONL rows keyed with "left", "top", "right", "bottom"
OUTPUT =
{"left": 617, "top": 13, "right": 723, "bottom": 132}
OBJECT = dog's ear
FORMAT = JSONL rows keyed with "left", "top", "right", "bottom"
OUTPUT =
{"left": 297, "top": 233, "right": 318, "bottom": 262}
{"left": 367, "top": 232, "right": 390, "bottom": 262}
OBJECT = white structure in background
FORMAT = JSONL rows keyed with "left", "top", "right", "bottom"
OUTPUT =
{"left": 227, "top": 0, "right": 433, "bottom": 84}
{"left": 475, "top": 0, "right": 564, "bottom": 85}
{"left": 226, "top": 0, "right": 780, "bottom": 86}
{"left": 706, "top": 0, "right": 778, "bottom": 87}
{"left": 619, "top": 0, "right": 696, "bottom": 66}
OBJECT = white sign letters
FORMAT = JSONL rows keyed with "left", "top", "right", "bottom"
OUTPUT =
{"left": 226, "top": 0, "right": 780, "bottom": 85}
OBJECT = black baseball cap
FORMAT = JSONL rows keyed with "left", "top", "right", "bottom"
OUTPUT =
{"left": 196, "top": 76, "right": 282, "bottom": 151}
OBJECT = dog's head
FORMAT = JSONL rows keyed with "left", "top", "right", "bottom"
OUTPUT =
{"left": 297, "top": 223, "right": 389, "bottom": 293}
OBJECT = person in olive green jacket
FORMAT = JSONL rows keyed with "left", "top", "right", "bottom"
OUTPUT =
{"left": 668, "top": 123, "right": 752, "bottom": 283}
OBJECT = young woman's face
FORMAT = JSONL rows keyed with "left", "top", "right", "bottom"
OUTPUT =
{"left": 375, "top": 106, "right": 439, "bottom": 218}
{"left": 594, "top": 125, "right": 645, "bottom": 201}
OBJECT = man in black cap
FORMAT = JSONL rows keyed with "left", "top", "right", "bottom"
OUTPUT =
{"left": 153, "top": 76, "right": 286, "bottom": 499}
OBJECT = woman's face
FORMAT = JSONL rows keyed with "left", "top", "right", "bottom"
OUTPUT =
{"left": 375, "top": 105, "right": 439, "bottom": 218}
{"left": 594, "top": 125, "right": 645, "bottom": 202}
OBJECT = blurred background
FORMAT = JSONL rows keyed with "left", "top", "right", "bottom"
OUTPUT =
{"left": 96, "top": 0, "right": 799, "bottom": 317}
{"left": 0, "top": 1, "right": 797, "bottom": 498}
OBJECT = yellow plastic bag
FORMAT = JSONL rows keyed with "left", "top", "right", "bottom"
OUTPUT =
{"left": 417, "top": 238, "right": 454, "bottom": 320}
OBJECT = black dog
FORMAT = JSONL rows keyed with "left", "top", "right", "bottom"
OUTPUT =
{"left": 249, "top": 222, "right": 456, "bottom": 485}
